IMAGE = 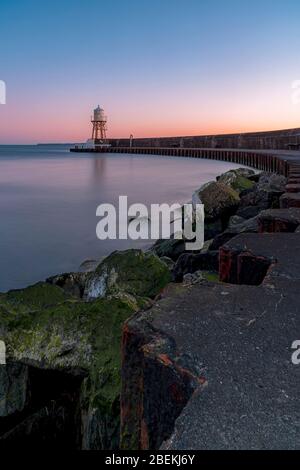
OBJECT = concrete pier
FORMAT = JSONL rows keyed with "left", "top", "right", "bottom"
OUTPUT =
{"left": 120, "top": 162, "right": 300, "bottom": 450}
{"left": 70, "top": 146, "right": 300, "bottom": 177}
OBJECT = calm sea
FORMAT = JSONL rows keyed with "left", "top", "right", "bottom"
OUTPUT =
{"left": 0, "top": 145, "right": 244, "bottom": 292}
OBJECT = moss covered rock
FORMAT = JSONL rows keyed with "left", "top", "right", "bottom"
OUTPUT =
{"left": 0, "top": 281, "right": 139, "bottom": 449}
{"left": 194, "top": 181, "right": 240, "bottom": 222}
{"left": 0, "top": 248, "right": 172, "bottom": 448}
{"left": 231, "top": 175, "right": 255, "bottom": 193}
{"left": 218, "top": 169, "right": 255, "bottom": 194}
{"left": 84, "top": 249, "right": 171, "bottom": 301}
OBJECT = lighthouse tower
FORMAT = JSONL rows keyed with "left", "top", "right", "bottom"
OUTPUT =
{"left": 91, "top": 105, "right": 107, "bottom": 141}
{"left": 85, "top": 105, "right": 110, "bottom": 149}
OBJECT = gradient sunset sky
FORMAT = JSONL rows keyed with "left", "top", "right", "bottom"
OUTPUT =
{"left": 1, "top": 0, "right": 300, "bottom": 144}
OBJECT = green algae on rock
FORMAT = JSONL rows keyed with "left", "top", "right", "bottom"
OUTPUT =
{"left": 0, "top": 282, "right": 139, "bottom": 449}
{"left": 194, "top": 181, "right": 240, "bottom": 222}
{"left": 217, "top": 168, "right": 256, "bottom": 193}
{"left": 84, "top": 249, "right": 171, "bottom": 301}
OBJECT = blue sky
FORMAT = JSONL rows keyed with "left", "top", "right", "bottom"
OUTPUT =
{"left": 1, "top": 0, "right": 300, "bottom": 143}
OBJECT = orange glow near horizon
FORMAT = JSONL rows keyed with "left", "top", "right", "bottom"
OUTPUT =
{"left": 1, "top": 78, "right": 300, "bottom": 144}
{"left": 1, "top": 99, "right": 300, "bottom": 144}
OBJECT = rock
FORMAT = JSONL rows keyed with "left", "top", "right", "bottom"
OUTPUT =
{"left": 194, "top": 181, "right": 240, "bottom": 222}
{"left": 219, "top": 232, "right": 300, "bottom": 285}
{"left": 239, "top": 187, "right": 281, "bottom": 211}
{"left": 149, "top": 238, "right": 186, "bottom": 261}
{"left": 280, "top": 193, "right": 300, "bottom": 209}
{"left": 235, "top": 173, "right": 286, "bottom": 215}
{"left": 183, "top": 271, "right": 204, "bottom": 286}
{"left": 0, "top": 363, "right": 29, "bottom": 417}
{"left": 0, "top": 281, "right": 138, "bottom": 449}
{"left": 258, "top": 208, "right": 300, "bottom": 233}
{"left": 236, "top": 205, "right": 261, "bottom": 219}
{"left": 79, "top": 259, "right": 99, "bottom": 273}
{"left": 47, "top": 272, "right": 88, "bottom": 298}
{"left": 218, "top": 170, "right": 255, "bottom": 193}
{"left": 121, "top": 290, "right": 203, "bottom": 450}
{"left": 209, "top": 216, "right": 259, "bottom": 251}
{"left": 285, "top": 183, "right": 300, "bottom": 193}
{"left": 204, "top": 219, "right": 223, "bottom": 240}
{"left": 217, "top": 170, "right": 237, "bottom": 186}
{"left": 84, "top": 249, "right": 171, "bottom": 301}
{"left": 0, "top": 400, "right": 79, "bottom": 447}
{"left": 248, "top": 173, "right": 261, "bottom": 183}
{"left": 257, "top": 173, "right": 287, "bottom": 192}
{"left": 227, "top": 215, "right": 246, "bottom": 229}
{"left": 173, "top": 251, "right": 219, "bottom": 282}
{"left": 200, "top": 239, "right": 213, "bottom": 253}
{"left": 160, "top": 257, "right": 175, "bottom": 271}
{"left": 234, "top": 168, "right": 256, "bottom": 178}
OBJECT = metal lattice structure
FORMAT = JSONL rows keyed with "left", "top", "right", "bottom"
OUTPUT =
{"left": 91, "top": 105, "right": 107, "bottom": 142}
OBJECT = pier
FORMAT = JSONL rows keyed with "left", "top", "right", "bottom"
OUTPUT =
{"left": 70, "top": 145, "right": 300, "bottom": 177}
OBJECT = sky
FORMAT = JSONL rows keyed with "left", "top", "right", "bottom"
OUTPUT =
{"left": 1, "top": 0, "right": 300, "bottom": 143}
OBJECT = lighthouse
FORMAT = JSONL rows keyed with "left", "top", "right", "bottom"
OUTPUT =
{"left": 86, "top": 105, "right": 110, "bottom": 149}
{"left": 92, "top": 105, "right": 107, "bottom": 141}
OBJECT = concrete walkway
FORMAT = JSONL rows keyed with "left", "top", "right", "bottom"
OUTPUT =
{"left": 121, "top": 163, "right": 300, "bottom": 450}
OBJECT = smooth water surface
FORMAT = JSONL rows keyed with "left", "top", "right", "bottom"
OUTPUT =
{"left": 0, "top": 145, "right": 245, "bottom": 292}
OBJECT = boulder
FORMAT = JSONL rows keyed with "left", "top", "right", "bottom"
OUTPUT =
{"left": 183, "top": 271, "right": 205, "bottom": 286}
{"left": 285, "top": 183, "right": 300, "bottom": 193}
{"left": 227, "top": 215, "right": 246, "bottom": 229}
{"left": 47, "top": 272, "right": 88, "bottom": 298}
{"left": 209, "top": 216, "right": 259, "bottom": 251}
{"left": 218, "top": 170, "right": 255, "bottom": 193}
{"left": 258, "top": 208, "right": 300, "bottom": 233}
{"left": 280, "top": 193, "right": 300, "bottom": 209}
{"left": 173, "top": 251, "right": 219, "bottom": 282}
{"left": 0, "top": 363, "right": 29, "bottom": 417}
{"left": 234, "top": 168, "right": 256, "bottom": 178}
{"left": 257, "top": 173, "right": 287, "bottom": 192}
{"left": 160, "top": 256, "right": 175, "bottom": 271}
{"left": 84, "top": 249, "right": 171, "bottom": 301}
{"left": 248, "top": 172, "right": 262, "bottom": 183}
{"left": 0, "top": 282, "right": 139, "bottom": 449}
{"left": 236, "top": 205, "right": 261, "bottom": 219}
{"left": 79, "top": 259, "right": 99, "bottom": 272}
{"left": 236, "top": 173, "right": 287, "bottom": 213}
{"left": 204, "top": 219, "right": 223, "bottom": 240}
{"left": 149, "top": 238, "right": 186, "bottom": 261}
{"left": 200, "top": 239, "right": 214, "bottom": 253}
{"left": 239, "top": 187, "right": 282, "bottom": 212}
{"left": 193, "top": 181, "right": 240, "bottom": 222}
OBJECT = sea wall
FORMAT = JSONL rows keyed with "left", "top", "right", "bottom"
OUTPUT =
{"left": 109, "top": 127, "right": 300, "bottom": 150}
{"left": 107, "top": 147, "right": 289, "bottom": 176}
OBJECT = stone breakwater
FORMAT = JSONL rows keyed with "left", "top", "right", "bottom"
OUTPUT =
{"left": 71, "top": 146, "right": 291, "bottom": 176}
{"left": 121, "top": 164, "right": 300, "bottom": 450}
{"left": 1, "top": 163, "right": 300, "bottom": 449}
{"left": 108, "top": 127, "right": 300, "bottom": 150}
